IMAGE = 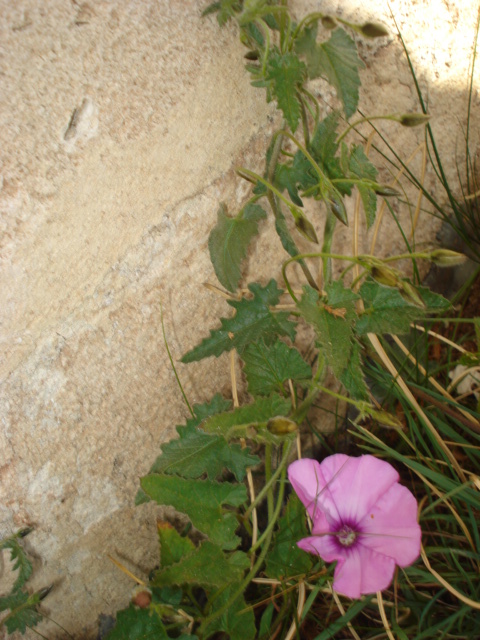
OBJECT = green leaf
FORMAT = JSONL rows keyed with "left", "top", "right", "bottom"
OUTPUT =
{"left": 0, "top": 590, "right": 42, "bottom": 634}
{"left": 153, "top": 541, "right": 249, "bottom": 590}
{"left": 209, "top": 203, "right": 266, "bottom": 292}
{"left": 339, "top": 339, "right": 369, "bottom": 400}
{"left": 243, "top": 340, "right": 312, "bottom": 396}
{"left": 105, "top": 603, "right": 168, "bottom": 640}
{"left": 357, "top": 280, "right": 450, "bottom": 335}
{"left": 310, "top": 112, "right": 341, "bottom": 170}
{"left": 141, "top": 475, "right": 247, "bottom": 550}
{"left": 157, "top": 522, "right": 195, "bottom": 568}
{"left": 202, "top": 0, "right": 240, "bottom": 26}
{"left": 348, "top": 144, "right": 378, "bottom": 228}
{"left": 0, "top": 536, "right": 32, "bottom": 591}
{"left": 181, "top": 280, "right": 296, "bottom": 363}
{"left": 265, "top": 49, "right": 307, "bottom": 131}
{"left": 183, "top": 394, "right": 232, "bottom": 430}
{"left": 136, "top": 395, "right": 233, "bottom": 506}
{"left": 265, "top": 494, "right": 313, "bottom": 580}
{"left": 201, "top": 394, "right": 291, "bottom": 439}
{"left": 258, "top": 603, "right": 275, "bottom": 638}
{"left": 299, "top": 27, "right": 364, "bottom": 119}
{"left": 297, "top": 283, "right": 359, "bottom": 378}
{"left": 200, "top": 583, "right": 256, "bottom": 640}
{"left": 150, "top": 427, "right": 260, "bottom": 481}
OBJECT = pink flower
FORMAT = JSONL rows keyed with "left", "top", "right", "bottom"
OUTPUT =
{"left": 288, "top": 454, "right": 421, "bottom": 599}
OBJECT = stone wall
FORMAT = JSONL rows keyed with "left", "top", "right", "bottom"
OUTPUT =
{"left": 1, "top": 0, "right": 478, "bottom": 636}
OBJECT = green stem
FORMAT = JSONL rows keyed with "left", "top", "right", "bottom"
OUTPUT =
{"left": 250, "top": 443, "right": 289, "bottom": 554}
{"left": 201, "top": 455, "right": 289, "bottom": 631}
{"left": 244, "top": 439, "right": 294, "bottom": 520}
{"left": 282, "top": 252, "right": 361, "bottom": 302}
{"left": 254, "top": 18, "right": 271, "bottom": 76}
{"left": 321, "top": 210, "right": 337, "bottom": 285}
{"left": 160, "top": 302, "right": 194, "bottom": 417}
{"left": 337, "top": 114, "right": 400, "bottom": 144}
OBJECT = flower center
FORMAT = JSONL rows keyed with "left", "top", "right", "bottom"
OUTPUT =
{"left": 337, "top": 525, "right": 357, "bottom": 547}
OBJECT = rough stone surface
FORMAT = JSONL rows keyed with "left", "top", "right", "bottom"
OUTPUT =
{"left": 0, "top": 0, "right": 479, "bottom": 637}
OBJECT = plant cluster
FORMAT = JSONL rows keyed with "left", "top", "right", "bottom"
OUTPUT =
{"left": 3, "top": 1, "right": 479, "bottom": 638}
{"left": 99, "top": 2, "right": 479, "bottom": 638}
{"left": 0, "top": 528, "right": 51, "bottom": 634}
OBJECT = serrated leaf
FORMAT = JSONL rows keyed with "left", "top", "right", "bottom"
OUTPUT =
{"left": 136, "top": 395, "right": 233, "bottom": 506}
{"left": 265, "top": 50, "right": 307, "bottom": 131}
{"left": 157, "top": 522, "right": 195, "bottom": 568}
{"left": 105, "top": 603, "right": 168, "bottom": 640}
{"left": 297, "top": 283, "right": 358, "bottom": 378}
{"left": 181, "top": 280, "right": 296, "bottom": 363}
{"left": 310, "top": 112, "right": 341, "bottom": 169}
{"left": 306, "top": 28, "right": 364, "bottom": 119}
{"left": 339, "top": 339, "right": 369, "bottom": 399}
{"left": 201, "top": 394, "right": 291, "bottom": 438}
{"left": 202, "top": 0, "right": 240, "bottom": 26}
{"left": 294, "top": 24, "right": 319, "bottom": 73}
{"left": 0, "top": 537, "right": 32, "bottom": 591}
{"left": 243, "top": 340, "right": 312, "bottom": 396}
{"left": 209, "top": 203, "right": 266, "bottom": 292}
{"left": 357, "top": 280, "right": 450, "bottom": 335}
{"left": 0, "top": 590, "right": 42, "bottom": 634}
{"left": 153, "top": 541, "right": 249, "bottom": 590}
{"left": 265, "top": 494, "right": 314, "bottom": 580}
{"left": 199, "top": 583, "right": 256, "bottom": 640}
{"left": 348, "top": 145, "right": 378, "bottom": 228}
{"left": 150, "top": 428, "right": 260, "bottom": 481}
{"left": 141, "top": 475, "right": 247, "bottom": 550}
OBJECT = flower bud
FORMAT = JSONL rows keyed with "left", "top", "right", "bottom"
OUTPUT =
{"left": 373, "top": 184, "right": 400, "bottom": 197}
{"left": 38, "top": 585, "right": 54, "bottom": 601}
{"left": 430, "top": 249, "right": 467, "bottom": 267}
{"left": 398, "top": 113, "right": 431, "bottom": 127}
{"left": 369, "top": 408, "right": 404, "bottom": 429}
{"left": 329, "top": 198, "right": 348, "bottom": 225}
{"left": 371, "top": 265, "right": 400, "bottom": 287}
{"left": 321, "top": 16, "right": 338, "bottom": 30}
{"left": 294, "top": 212, "right": 319, "bottom": 243}
{"left": 267, "top": 416, "right": 298, "bottom": 435}
{"left": 399, "top": 281, "right": 425, "bottom": 307}
{"left": 359, "top": 22, "right": 389, "bottom": 38}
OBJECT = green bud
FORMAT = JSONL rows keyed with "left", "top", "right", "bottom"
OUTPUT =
{"left": 294, "top": 211, "right": 319, "bottom": 243}
{"left": 371, "top": 265, "right": 400, "bottom": 287}
{"left": 360, "top": 22, "right": 389, "bottom": 38}
{"left": 38, "top": 585, "right": 53, "bottom": 601}
{"left": 398, "top": 113, "right": 431, "bottom": 127}
{"left": 321, "top": 16, "right": 338, "bottom": 30}
{"left": 399, "top": 281, "right": 425, "bottom": 307}
{"left": 328, "top": 198, "right": 349, "bottom": 225}
{"left": 267, "top": 416, "right": 298, "bottom": 435}
{"left": 373, "top": 184, "right": 400, "bottom": 197}
{"left": 369, "top": 408, "right": 404, "bottom": 429}
{"left": 430, "top": 249, "right": 467, "bottom": 267}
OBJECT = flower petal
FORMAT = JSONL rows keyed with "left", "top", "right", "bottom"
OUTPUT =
{"left": 319, "top": 454, "right": 400, "bottom": 524}
{"left": 297, "top": 535, "right": 396, "bottom": 599}
{"left": 358, "top": 482, "right": 421, "bottom": 566}
{"left": 288, "top": 459, "right": 341, "bottom": 531}
{"left": 297, "top": 534, "right": 343, "bottom": 564}
{"left": 332, "top": 546, "right": 396, "bottom": 599}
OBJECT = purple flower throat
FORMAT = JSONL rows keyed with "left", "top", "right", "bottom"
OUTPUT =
{"left": 333, "top": 520, "right": 361, "bottom": 549}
